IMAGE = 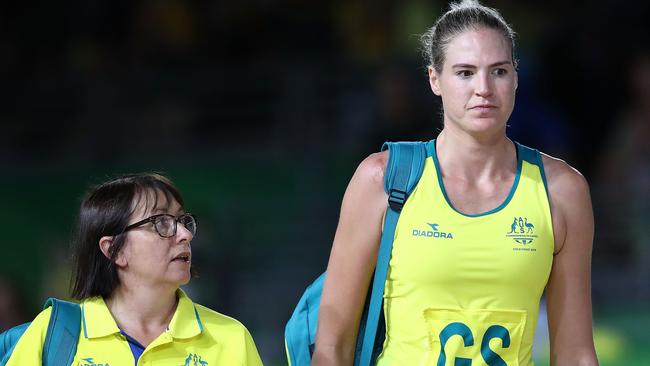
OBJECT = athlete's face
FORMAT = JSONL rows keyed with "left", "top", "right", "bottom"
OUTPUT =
{"left": 428, "top": 28, "right": 517, "bottom": 136}
{"left": 115, "top": 190, "right": 193, "bottom": 290}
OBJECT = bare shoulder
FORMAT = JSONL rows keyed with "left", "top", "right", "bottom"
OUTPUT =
{"left": 540, "top": 152, "right": 593, "bottom": 253}
{"left": 337, "top": 150, "right": 389, "bottom": 233}
{"left": 352, "top": 150, "right": 389, "bottom": 188}
{"left": 540, "top": 152, "right": 590, "bottom": 201}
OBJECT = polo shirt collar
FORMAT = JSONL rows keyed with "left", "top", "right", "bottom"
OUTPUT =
{"left": 168, "top": 289, "right": 203, "bottom": 339}
{"left": 81, "top": 296, "right": 120, "bottom": 339}
{"left": 81, "top": 289, "right": 203, "bottom": 340}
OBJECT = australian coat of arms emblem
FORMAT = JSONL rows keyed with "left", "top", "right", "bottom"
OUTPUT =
{"left": 506, "top": 216, "right": 537, "bottom": 244}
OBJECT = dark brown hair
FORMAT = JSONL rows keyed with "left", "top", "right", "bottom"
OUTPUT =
{"left": 70, "top": 173, "right": 184, "bottom": 300}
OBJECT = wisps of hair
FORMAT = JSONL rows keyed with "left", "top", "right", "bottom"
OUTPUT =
{"left": 420, "top": 0, "right": 518, "bottom": 73}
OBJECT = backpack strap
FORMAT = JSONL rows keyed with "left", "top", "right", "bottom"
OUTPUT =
{"left": 42, "top": 298, "right": 81, "bottom": 366}
{"left": 0, "top": 298, "right": 80, "bottom": 366}
{"left": 358, "top": 141, "right": 426, "bottom": 366}
{"left": 0, "top": 323, "right": 30, "bottom": 365}
{"left": 382, "top": 142, "right": 427, "bottom": 212}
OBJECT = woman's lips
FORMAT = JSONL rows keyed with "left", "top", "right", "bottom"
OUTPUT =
{"left": 470, "top": 104, "right": 497, "bottom": 109}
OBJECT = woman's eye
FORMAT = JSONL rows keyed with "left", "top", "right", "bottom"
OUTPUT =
{"left": 493, "top": 68, "right": 508, "bottom": 76}
{"left": 157, "top": 217, "right": 173, "bottom": 229}
{"left": 456, "top": 70, "right": 472, "bottom": 78}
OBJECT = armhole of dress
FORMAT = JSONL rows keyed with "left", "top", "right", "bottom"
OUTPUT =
{"left": 514, "top": 142, "right": 550, "bottom": 201}
{"left": 535, "top": 150, "right": 551, "bottom": 201}
{"left": 515, "top": 142, "right": 555, "bottom": 250}
{"left": 534, "top": 149, "right": 557, "bottom": 254}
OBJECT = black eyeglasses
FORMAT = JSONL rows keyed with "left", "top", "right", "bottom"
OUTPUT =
{"left": 122, "top": 213, "right": 197, "bottom": 238}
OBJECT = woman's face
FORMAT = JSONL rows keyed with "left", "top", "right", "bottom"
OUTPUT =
{"left": 115, "top": 190, "right": 193, "bottom": 291}
{"left": 429, "top": 27, "right": 517, "bottom": 136}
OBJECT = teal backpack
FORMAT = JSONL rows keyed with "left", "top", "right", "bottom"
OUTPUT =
{"left": 0, "top": 298, "right": 81, "bottom": 366}
{"left": 285, "top": 141, "right": 427, "bottom": 366}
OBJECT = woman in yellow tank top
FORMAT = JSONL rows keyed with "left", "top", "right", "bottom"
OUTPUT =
{"left": 312, "top": 1, "right": 598, "bottom": 365}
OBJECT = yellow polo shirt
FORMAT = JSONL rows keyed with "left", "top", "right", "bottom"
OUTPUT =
{"left": 6, "top": 290, "right": 263, "bottom": 366}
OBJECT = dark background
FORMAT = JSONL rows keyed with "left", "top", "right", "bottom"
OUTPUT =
{"left": 1, "top": 1, "right": 649, "bottom": 364}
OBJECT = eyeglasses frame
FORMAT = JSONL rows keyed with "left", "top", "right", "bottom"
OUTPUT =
{"left": 121, "top": 213, "right": 197, "bottom": 238}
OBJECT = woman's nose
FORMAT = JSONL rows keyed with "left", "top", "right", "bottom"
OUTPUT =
{"left": 474, "top": 73, "right": 493, "bottom": 97}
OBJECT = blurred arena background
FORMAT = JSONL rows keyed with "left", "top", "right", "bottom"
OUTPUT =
{"left": 1, "top": 1, "right": 649, "bottom": 364}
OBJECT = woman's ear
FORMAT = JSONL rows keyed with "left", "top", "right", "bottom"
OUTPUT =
{"left": 428, "top": 66, "right": 441, "bottom": 96}
{"left": 99, "top": 236, "right": 127, "bottom": 268}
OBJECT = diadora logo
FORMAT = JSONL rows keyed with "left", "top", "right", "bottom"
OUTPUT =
{"left": 412, "top": 223, "right": 454, "bottom": 239}
{"left": 79, "top": 358, "right": 109, "bottom": 366}
{"left": 183, "top": 353, "right": 209, "bottom": 366}
{"left": 506, "top": 216, "right": 538, "bottom": 250}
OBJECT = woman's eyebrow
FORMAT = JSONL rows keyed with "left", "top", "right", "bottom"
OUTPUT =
{"left": 451, "top": 60, "right": 511, "bottom": 69}
{"left": 489, "top": 60, "right": 512, "bottom": 67}
{"left": 163, "top": 208, "right": 186, "bottom": 215}
{"left": 150, "top": 207, "right": 169, "bottom": 215}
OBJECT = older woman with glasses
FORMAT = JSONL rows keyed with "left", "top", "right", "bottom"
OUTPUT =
{"left": 5, "top": 173, "right": 263, "bottom": 366}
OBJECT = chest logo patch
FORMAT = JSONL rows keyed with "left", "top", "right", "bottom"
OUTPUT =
{"left": 183, "top": 353, "right": 209, "bottom": 366}
{"left": 506, "top": 216, "right": 537, "bottom": 245}
{"left": 412, "top": 223, "right": 454, "bottom": 239}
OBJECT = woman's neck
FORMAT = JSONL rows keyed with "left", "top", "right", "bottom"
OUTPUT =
{"left": 436, "top": 128, "right": 516, "bottom": 182}
{"left": 105, "top": 284, "right": 178, "bottom": 345}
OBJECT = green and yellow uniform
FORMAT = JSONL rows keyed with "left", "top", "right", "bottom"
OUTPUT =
{"left": 377, "top": 140, "right": 554, "bottom": 366}
{"left": 6, "top": 289, "right": 262, "bottom": 366}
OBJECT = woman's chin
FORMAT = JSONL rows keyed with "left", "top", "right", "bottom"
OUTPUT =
{"left": 447, "top": 114, "right": 507, "bottom": 135}
{"left": 168, "top": 271, "right": 191, "bottom": 287}
{"left": 469, "top": 114, "right": 510, "bottom": 131}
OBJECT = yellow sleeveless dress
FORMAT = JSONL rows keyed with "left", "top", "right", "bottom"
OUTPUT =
{"left": 376, "top": 140, "right": 554, "bottom": 366}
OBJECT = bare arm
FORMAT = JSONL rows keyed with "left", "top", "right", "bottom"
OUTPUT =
{"left": 312, "top": 151, "right": 389, "bottom": 366}
{"left": 544, "top": 156, "right": 599, "bottom": 366}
